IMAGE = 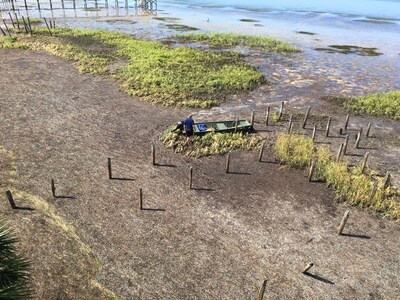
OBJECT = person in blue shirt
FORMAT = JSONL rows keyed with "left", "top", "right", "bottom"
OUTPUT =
{"left": 184, "top": 115, "right": 195, "bottom": 145}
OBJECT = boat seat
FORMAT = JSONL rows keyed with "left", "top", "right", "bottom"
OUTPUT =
{"left": 216, "top": 124, "right": 228, "bottom": 130}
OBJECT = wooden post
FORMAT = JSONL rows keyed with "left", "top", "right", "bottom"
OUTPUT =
{"left": 73, "top": 0, "right": 76, "bottom": 9}
{"left": 308, "top": 159, "right": 316, "bottom": 182}
{"left": 258, "top": 141, "right": 265, "bottom": 162}
{"left": 8, "top": 12, "right": 16, "bottom": 28}
{"left": 337, "top": 210, "right": 350, "bottom": 235}
{"left": 61, "top": 0, "right": 65, "bottom": 10}
{"left": 359, "top": 127, "right": 363, "bottom": 136}
{"left": 354, "top": 132, "right": 361, "bottom": 149}
{"left": 49, "top": 0, "right": 53, "bottom": 10}
{"left": 265, "top": 106, "right": 270, "bottom": 126}
{"left": 251, "top": 110, "right": 255, "bottom": 128}
{"left": 343, "top": 134, "right": 349, "bottom": 155}
{"left": 369, "top": 181, "right": 378, "bottom": 201}
{"left": 26, "top": 17, "right": 32, "bottom": 34}
{"left": 37, "top": 0, "right": 41, "bottom": 10}
{"left": 51, "top": 179, "right": 56, "bottom": 197}
{"left": 189, "top": 167, "right": 193, "bottom": 189}
{"left": 344, "top": 115, "right": 350, "bottom": 130}
{"left": 311, "top": 125, "right": 317, "bottom": 142}
{"left": 225, "top": 152, "right": 230, "bottom": 174}
{"left": 383, "top": 172, "right": 391, "bottom": 190}
{"left": 336, "top": 143, "right": 343, "bottom": 162}
{"left": 14, "top": 13, "right": 20, "bottom": 30}
{"left": 43, "top": 18, "right": 52, "bottom": 36}
{"left": 0, "top": 26, "right": 6, "bottom": 36}
{"left": 279, "top": 101, "right": 284, "bottom": 120}
{"left": 5, "top": 191, "right": 17, "bottom": 209}
{"left": 361, "top": 152, "right": 369, "bottom": 174}
{"left": 257, "top": 280, "right": 267, "bottom": 300}
{"left": 21, "top": 16, "right": 29, "bottom": 34}
{"left": 287, "top": 114, "right": 293, "bottom": 133}
{"left": 139, "top": 188, "right": 143, "bottom": 210}
{"left": 325, "top": 116, "right": 331, "bottom": 137}
{"left": 151, "top": 144, "right": 155, "bottom": 165}
{"left": 108, "top": 158, "right": 112, "bottom": 179}
{"left": 301, "top": 262, "right": 314, "bottom": 274}
{"left": 234, "top": 117, "right": 239, "bottom": 133}
{"left": 366, "top": 122, "right": 372, "bottom": 137}
{"left": 302, "top": 106, "right": 311, "bottom": 129}
{"left": 24, "top": 0, "right": 28, "bottom": 10}
{"left": 2, "top": 20, "right": 11, "bottom": 37}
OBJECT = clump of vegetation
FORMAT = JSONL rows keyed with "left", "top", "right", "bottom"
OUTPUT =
{"left": 344, "top": 90, "right": 400, "bottom": 120}
{"left": 161, "top": 126, "right": 264, "bottom": 157}
{"left": 315, "top": 45, "right": 382, "bottom": 56}
{"left": 0, "top": 219, "right": 32, "bottom": 299}
{"left": 275, "top": 133, "right": 400, "bottom": 220}
{"left": 0, "top": 36, "right": 29, "bottom": 49}
{"left": 275, "top": 133, "right": 314, "bottom": 168}
{"left": 175, "top": 32, "right": 300, "bottom": 53}
{"left": 8, "top": 27, "right": 265, "bottom": 108}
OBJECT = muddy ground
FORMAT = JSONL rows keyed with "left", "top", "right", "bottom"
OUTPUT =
{"left": 0, "top": 49, "right": 399, "bottom": 299}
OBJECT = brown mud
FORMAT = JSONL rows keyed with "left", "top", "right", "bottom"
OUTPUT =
{"left": 0, "top": 48, "right": 399, "bottom": 299}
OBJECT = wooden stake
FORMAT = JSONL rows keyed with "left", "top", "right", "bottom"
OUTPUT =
{"left": 258, "top": 141, "right": 265, "bottom": 162}
{"left": 311, "top": 125, "right": 317, "bottom": 142}
{"left": 279, "top": 101, "right": 284, "bottom": 120}
{"left": 21, "top": 16, "right": 29, "bottom": 34}
{"left": 302, "top": 106, "right": 311, "bottom": 129}
{"left": 2, "top": 20, "right": 11, "bottom": 37}
{"left": 14, "top": 13, "right": 20, "bottom": 30}
{"left": 225, "top": 152, "right": 230, "bottom": 174}
{"left": 108, "top": 158, "right": 112, "bottom": 179}
{"left": 325, "top": 116, "right": 331, "bottom": 137}
{"left": 343, "top": 134, "right": 349, "bottom": 155}
{"left": 354, "top": 132, "right": 361, "bottom": 149}
{"left": 26, "top": 17, "right": 32, "bottom": 34}
{"left": 0, "top": 26, "right": 6, "bottom": 36}
{"left": 337, "top": 210, "right": 350, "bottom": 235}
{"left": 151, "top": 144, "right": 155, "bottom": 165}
{"left": 366, "top": 122, "right": 372, "bottom": 137}
{"left": 265, "top": 106, "right": 270, "bottom": 126}
{"left": 49, "top": 0, "right": 53, "bottom": 10}
{"left": 361, "top": 152, "right": 369, "bottom": 174}
{"left": 43, "top": 18, "right": 52, "bottom": 36}
{"left": 189, "top": 167, "right": 193, "bottom": 189}
{"left": 139, "top": 188, "right": 143, "bottom": 210}
{"left": 344, "top": 115, "right": 349, "bottom": 130}
{"left": 257, "top": 280, "right": 267, "bottom": 300}
{"left": 234, "top": 117, "right": 239, "bottom": 133}
{"left": 8, "top": 12, "right": 16, "bottom": 28}
{"left": 336, "top": 144, "right": 343, "bottom": 163}
{"left": 24, "top": 0, "right": 28, "bottom": 10}
{"left": 308, "top": 159, "right": 316, "bottom": 182}
{"left": 51, "top": 179, "right": 56, "bottom": 197}
{"left": 383, "top": 172, "right": 391, "bottom": 190}
{"left": 251, "top": 110, "right": 255, "bottom": 128}
{"left": 287, "top": 114, "right": 293, "bottom": 133}
{"left": 301, "top": 262, "right": 314, "bottom": 274}
{"left": 5, "top": 190, "right": 17, "bottom": 209}
{"left": 37, "top": 0, "right": 41, "bottom": 10}
{"left": 370, "top": 181, "right": 378, "bottom": 201}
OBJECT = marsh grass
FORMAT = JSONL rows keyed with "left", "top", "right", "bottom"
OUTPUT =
{"left": 175, "top": 32, "right": 299, "bottom": 53}
{"left": 8, "top": 27, "right": 265, "bottom": 108}
{"left": 0, "top": 36, "right": 29, "bottom": 49}
{"left": 275, "top": 133, "right": 400, "bottom": 220}
{"left": 161, "top": 125, "right": 264, "bottom": 157}
{"left": 345, "top": 90, "right": 400, "bottom": 120}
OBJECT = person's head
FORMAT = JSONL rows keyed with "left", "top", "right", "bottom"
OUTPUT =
{"left": 188, "top": 115, "right": 192, "bottom": 119}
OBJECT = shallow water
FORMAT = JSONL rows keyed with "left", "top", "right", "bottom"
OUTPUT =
{"left": 1, "top": 0, "right": 399, "bottom": 114}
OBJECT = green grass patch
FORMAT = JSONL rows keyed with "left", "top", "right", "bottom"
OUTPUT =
{"left": 6, "top": 27, "right": 266, "bottom": 108}
{"left": 161, "top": 125, "right": 264, "bottom": 157}
{"left": 344, "top": 90, "right": 400, "bottom": 120}
{"left": 175, "top": 32, "right": 300, "bottom": 53}
{"left": 275, "top": 133, "right": 400, "bottom": 220}
{"left": 0, "top": 36, "right": 29, "bottom": 49}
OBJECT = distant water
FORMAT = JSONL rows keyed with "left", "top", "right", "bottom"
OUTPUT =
{"left": 161, "top": 0, "right": 400, "bottom": 20}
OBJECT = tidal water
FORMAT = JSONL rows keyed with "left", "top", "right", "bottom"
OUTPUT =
{"left": 1, "top": 0, "right": 399, "bottom": 112}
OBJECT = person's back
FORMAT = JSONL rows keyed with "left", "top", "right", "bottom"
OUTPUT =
{"left": 184, "top": 116, "right": 194, "bottom": 132}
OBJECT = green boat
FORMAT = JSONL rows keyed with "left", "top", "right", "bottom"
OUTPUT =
{"left": 193, "top": 119, "right": 252, "bottom": 135}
